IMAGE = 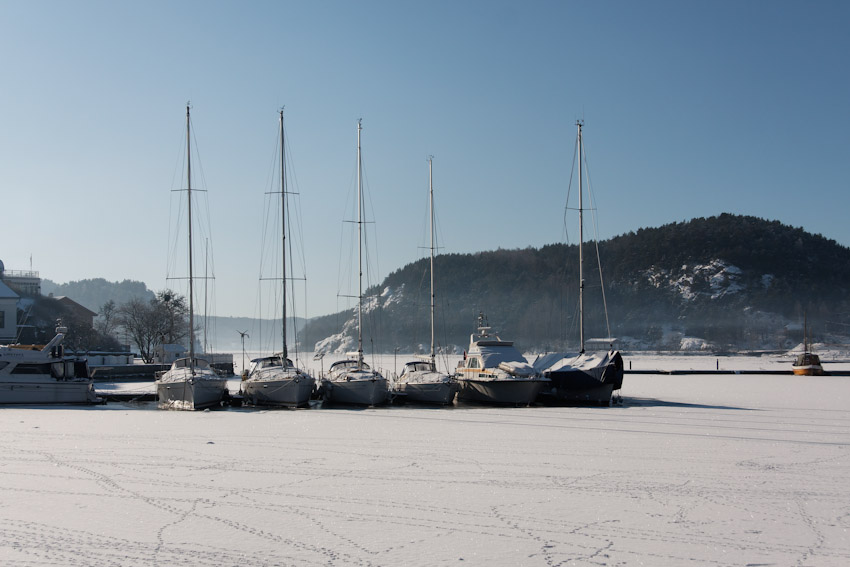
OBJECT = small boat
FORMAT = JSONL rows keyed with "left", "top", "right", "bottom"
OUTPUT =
{"left": 241, "top": 109, "right": 315, "bottom": 407}
{"left": 792, "top": 316, "right": 824, "bottom": 376}
{"left": 156, "top": 105, "right": 228, "bottom": 410}
{"left": 0, "top": 326, "right": 100, "bottom": 404}
{"left": 455, "top": 313, "right": 547, "bottom": 406}
{"left": 792, "top": 352, "right": 823, "bottom": 376}
{"left": 320, "top": 120, "right": 388, "bottom": 406}
{"left": 535, "top": 120, "right": 624, "bottom": 405}
{"left": 393, "top": 157, "right": 457, "bottom": 405}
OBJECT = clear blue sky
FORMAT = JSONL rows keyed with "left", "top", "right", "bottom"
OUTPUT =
{"left": 2, "top": 0, "right": 848, "bottom": 318}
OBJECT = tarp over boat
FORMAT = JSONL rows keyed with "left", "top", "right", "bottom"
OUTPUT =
{"left": 476, "top": 343, "right": 529, "bottom": 369}
{"left": 532, "top": 350, "right": 624, "bottom": 390}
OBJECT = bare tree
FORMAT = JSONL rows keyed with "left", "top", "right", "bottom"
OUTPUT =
{"left": 116, "top": 290, "right": 188, "bottom": 363}
{"left": 156, "top": 290, "right": 188, "bottom": 345}
{"left": 96, "top": 300, "right": 117, "bottom": 337}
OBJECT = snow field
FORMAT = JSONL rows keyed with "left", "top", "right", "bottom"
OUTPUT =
{"left": 0, "top": 371, "right": 848, "bottom": 565}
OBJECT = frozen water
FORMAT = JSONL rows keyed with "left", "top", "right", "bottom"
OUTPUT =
{"left": 0, "top": 361, "right": 848, "bottom": 565}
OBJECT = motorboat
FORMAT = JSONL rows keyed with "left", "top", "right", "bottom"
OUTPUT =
{"left": 0, "top": 326, "right": 99, "bottom": 404}
{"left": 455, "top": 313, "right": 547, "bottom": 405}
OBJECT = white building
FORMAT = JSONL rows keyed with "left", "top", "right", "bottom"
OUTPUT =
{"left": 0, "top": 279, "right": 19, "bottom": 343}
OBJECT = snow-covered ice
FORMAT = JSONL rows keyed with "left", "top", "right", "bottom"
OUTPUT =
{"left": 1, "top": 364, "right": 849, "bottom": 565}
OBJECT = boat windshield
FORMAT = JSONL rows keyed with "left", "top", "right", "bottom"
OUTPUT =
{"left": 330, "top": 359, "right": 370, "bottom": 371}
{"left": 403, "top": 361, "right": 435, "bottom": 373}
{"left": 251, "top": 356, "right": 294, "bottom": 370}
{"left": 173, "top": 357, "right": 211, "bottom": 370}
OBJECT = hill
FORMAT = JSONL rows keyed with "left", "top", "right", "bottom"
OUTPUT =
{"left": 42, "top": 278, "right": 155, "bottom": 312}
{"left": 302, "top": 214, "right": 850, "bottom": 353}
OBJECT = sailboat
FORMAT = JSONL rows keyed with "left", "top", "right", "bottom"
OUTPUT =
{"left": 320, "top": 120, "right": 389, "bottom": 406}
{"left": 533, "top": 120, "right": 624, "bottom": 405}
{"left": 156, "top": 105, "right": 229, "bottom": 410}
{"left": 393, "top": 157, "right": 457, "bottom": 405}
{"left": 792, "top": 314, "right": 823, "bottom": 376}
{"left": 455, "top": 312, "right": 549, "bottom": 405}
{"left": 242, "top": 109, "right": 316, "bottom": 407}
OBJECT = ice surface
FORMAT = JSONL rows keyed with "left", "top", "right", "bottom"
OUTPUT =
{"left": 1, "top": 360, "right": 849, "bottom": 565}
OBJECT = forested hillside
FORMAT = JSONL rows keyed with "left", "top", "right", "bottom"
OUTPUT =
{"left": 302, "top": 214, "right": 850, "bottom": 353}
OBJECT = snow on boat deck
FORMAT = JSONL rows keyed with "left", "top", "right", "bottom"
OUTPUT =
{"left": 1, "top": 370, "right": 848, "bottom": 566}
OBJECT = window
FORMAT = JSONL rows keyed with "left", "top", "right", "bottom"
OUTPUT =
{"left": 0, "top": 310, "right": 4, "bottom": 328}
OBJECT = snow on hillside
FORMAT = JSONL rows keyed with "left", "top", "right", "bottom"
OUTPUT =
{"left": 315, "top": 285, "right": 406, "bottom": 353}
{"left": 644, "top": 259, "right": 746, "bottom": 301}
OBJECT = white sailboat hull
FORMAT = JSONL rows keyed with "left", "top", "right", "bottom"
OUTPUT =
{"left": 322, "top": 376, "right": 388, "bottom": 406}
{"left": 243, "top": 376, "right": 315, "bottom": 407}
{"left": 397, "top": 380, "right": 458, "bottom": 405}
{"left": 157, "top": 378, "right": 228, "bottom": 410}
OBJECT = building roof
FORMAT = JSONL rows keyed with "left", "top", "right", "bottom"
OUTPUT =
{"left": 0, "top": 279, "right": 20, "bottom": 300}
{"left": 54, "top": 296, "right": 97, "bottom": 316}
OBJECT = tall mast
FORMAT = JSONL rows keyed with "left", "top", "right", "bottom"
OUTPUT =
{"left": 428, "top": 156, "right": 436, "bottom": 365}
{"left": 203, "top": 238, "right": 208, "bottom": 353}
{"left": 577, "top": 120, "right": 585, "bottom": 354}
{"left": 280, "top": 109, "right": 288, "bottom": 360}
{"left": 357, "top": 119, "right": 364, "bottom": 369}
{"left": 187, "top": 104, "right": 196, "bottom": 369}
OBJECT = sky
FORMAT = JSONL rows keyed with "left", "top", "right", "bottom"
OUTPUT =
{"left": 1, "top": 0, "right": 848, "bottom": 319}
